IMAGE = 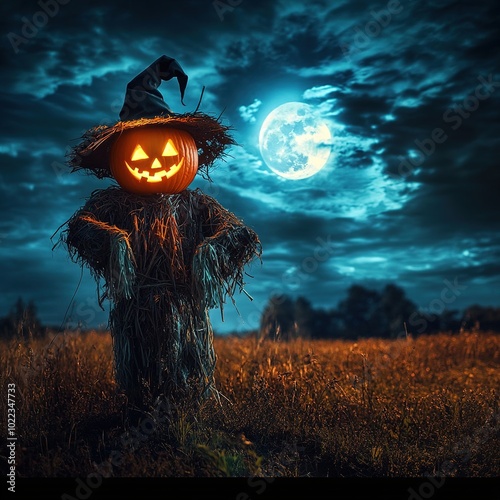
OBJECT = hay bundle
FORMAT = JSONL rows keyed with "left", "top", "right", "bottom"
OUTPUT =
{"left": 59, "top": 186, "right": 261, "bottom": 409}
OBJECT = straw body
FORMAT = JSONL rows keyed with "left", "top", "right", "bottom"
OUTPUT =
{"left": 60, "top": 186, "right": 262, "bottom": 409}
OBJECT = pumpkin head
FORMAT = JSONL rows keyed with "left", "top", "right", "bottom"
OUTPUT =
{"left": 110, "top": 127, "right": 198, "bottom": 194}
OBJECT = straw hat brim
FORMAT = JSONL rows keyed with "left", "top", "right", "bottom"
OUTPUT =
{"left": 68, "top": 112, "right": 236, "bottom": 180}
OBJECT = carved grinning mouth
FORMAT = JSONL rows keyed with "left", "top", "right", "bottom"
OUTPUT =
{"left": 124, "top": 157, "right": 184, "bottom": 183}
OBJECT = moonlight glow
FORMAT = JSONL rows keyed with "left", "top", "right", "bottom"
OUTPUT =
{"left": 259, "top": 102, "right": 332, "bottom": 180}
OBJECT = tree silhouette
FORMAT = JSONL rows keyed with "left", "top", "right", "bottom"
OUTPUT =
{"left": 0, "top": 297, "right": 45, "bottom": 340}
{"left": 378, "top": 284, "right": 418, "bottom": 338}
{"left": 259, "top": 294, "right": 297, "bottom": 340}
{"left": 257, "top": 284, "right": 498, "bottom": 341}
{"left": 294, "top": 296, "right": 315, "bottom": 338}
{"left": 461, "top": 305, "right": 500, "bottom": 332}
{"left": 337, "top": 285, "right": 385, "bottom": 338}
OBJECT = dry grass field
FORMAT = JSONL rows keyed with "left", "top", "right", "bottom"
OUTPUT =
{"left": 1, "top": 329, "right": 498, "bottom": 496}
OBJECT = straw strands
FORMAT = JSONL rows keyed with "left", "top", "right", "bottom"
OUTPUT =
{"left": 57, "top": 186, "right": 262, "bottom": 409}
{"left": 68, "top": 112, "right": 237, "bottom": 181}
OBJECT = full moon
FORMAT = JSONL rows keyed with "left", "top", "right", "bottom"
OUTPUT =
{"left": 258, "top": 102, "right": 332, "bottom": 180}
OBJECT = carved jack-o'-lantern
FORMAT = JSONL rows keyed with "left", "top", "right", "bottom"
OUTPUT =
{"left": 110, "top": 127, "right": 198, "bottom": 194}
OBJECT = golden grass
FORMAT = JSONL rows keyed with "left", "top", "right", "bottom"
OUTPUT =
{"left": 0, "top": 330, "right": 498, "bottom": 477}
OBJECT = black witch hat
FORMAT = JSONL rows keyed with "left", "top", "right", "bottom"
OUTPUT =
{"left": 68, "top": 55, "right": 235, "bottom": 180}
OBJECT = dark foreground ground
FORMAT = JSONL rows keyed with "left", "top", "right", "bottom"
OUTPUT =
{"left": 1, "top": 330, "right": 498, "bottom": 498}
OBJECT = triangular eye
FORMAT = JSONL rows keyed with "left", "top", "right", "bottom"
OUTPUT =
{"left": 131, "top": 144, "right": 149, "bottom": 161}
{"left": 162, "top": 139, "right": 178, "bottom": 157}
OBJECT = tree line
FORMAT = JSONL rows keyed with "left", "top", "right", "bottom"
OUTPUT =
{"left": 2, "top": 286, "right": 500, "bottom": 341}
{"left": 259, "top": 284, "right": 500, "bottom": 340}
{"left": 0, "top": 297, "right": 46, "bottom": 340}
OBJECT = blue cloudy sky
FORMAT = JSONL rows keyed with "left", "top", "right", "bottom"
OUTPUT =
{"left": 1, "top": 0, "right": 499, "bottom": 334}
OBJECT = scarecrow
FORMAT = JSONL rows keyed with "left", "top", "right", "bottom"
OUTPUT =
{"left": 58, "top": 55, "right": 261, "bottom": 412}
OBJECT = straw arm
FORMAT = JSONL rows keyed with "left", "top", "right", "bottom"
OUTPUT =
{"left": 200, "top": 193, "right": 262, "bottom": 270}
{"left": 63, "top": 208, "right": 136, "bottom": 302}
{"left": 191, "top": 195, "right": 262, "bottom": 311}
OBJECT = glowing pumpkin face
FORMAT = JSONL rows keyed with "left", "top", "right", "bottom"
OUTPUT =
{"left": 110, "top": 128, "right": 198, "bottom": 194}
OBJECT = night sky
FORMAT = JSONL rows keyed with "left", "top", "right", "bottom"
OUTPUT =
{"left": 1, "top": 0, "right": 499, "bottom": 334}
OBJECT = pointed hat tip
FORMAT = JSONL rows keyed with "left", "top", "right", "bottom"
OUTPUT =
{"left": 119, "top": 55, "right": 188, "bottom": 121}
